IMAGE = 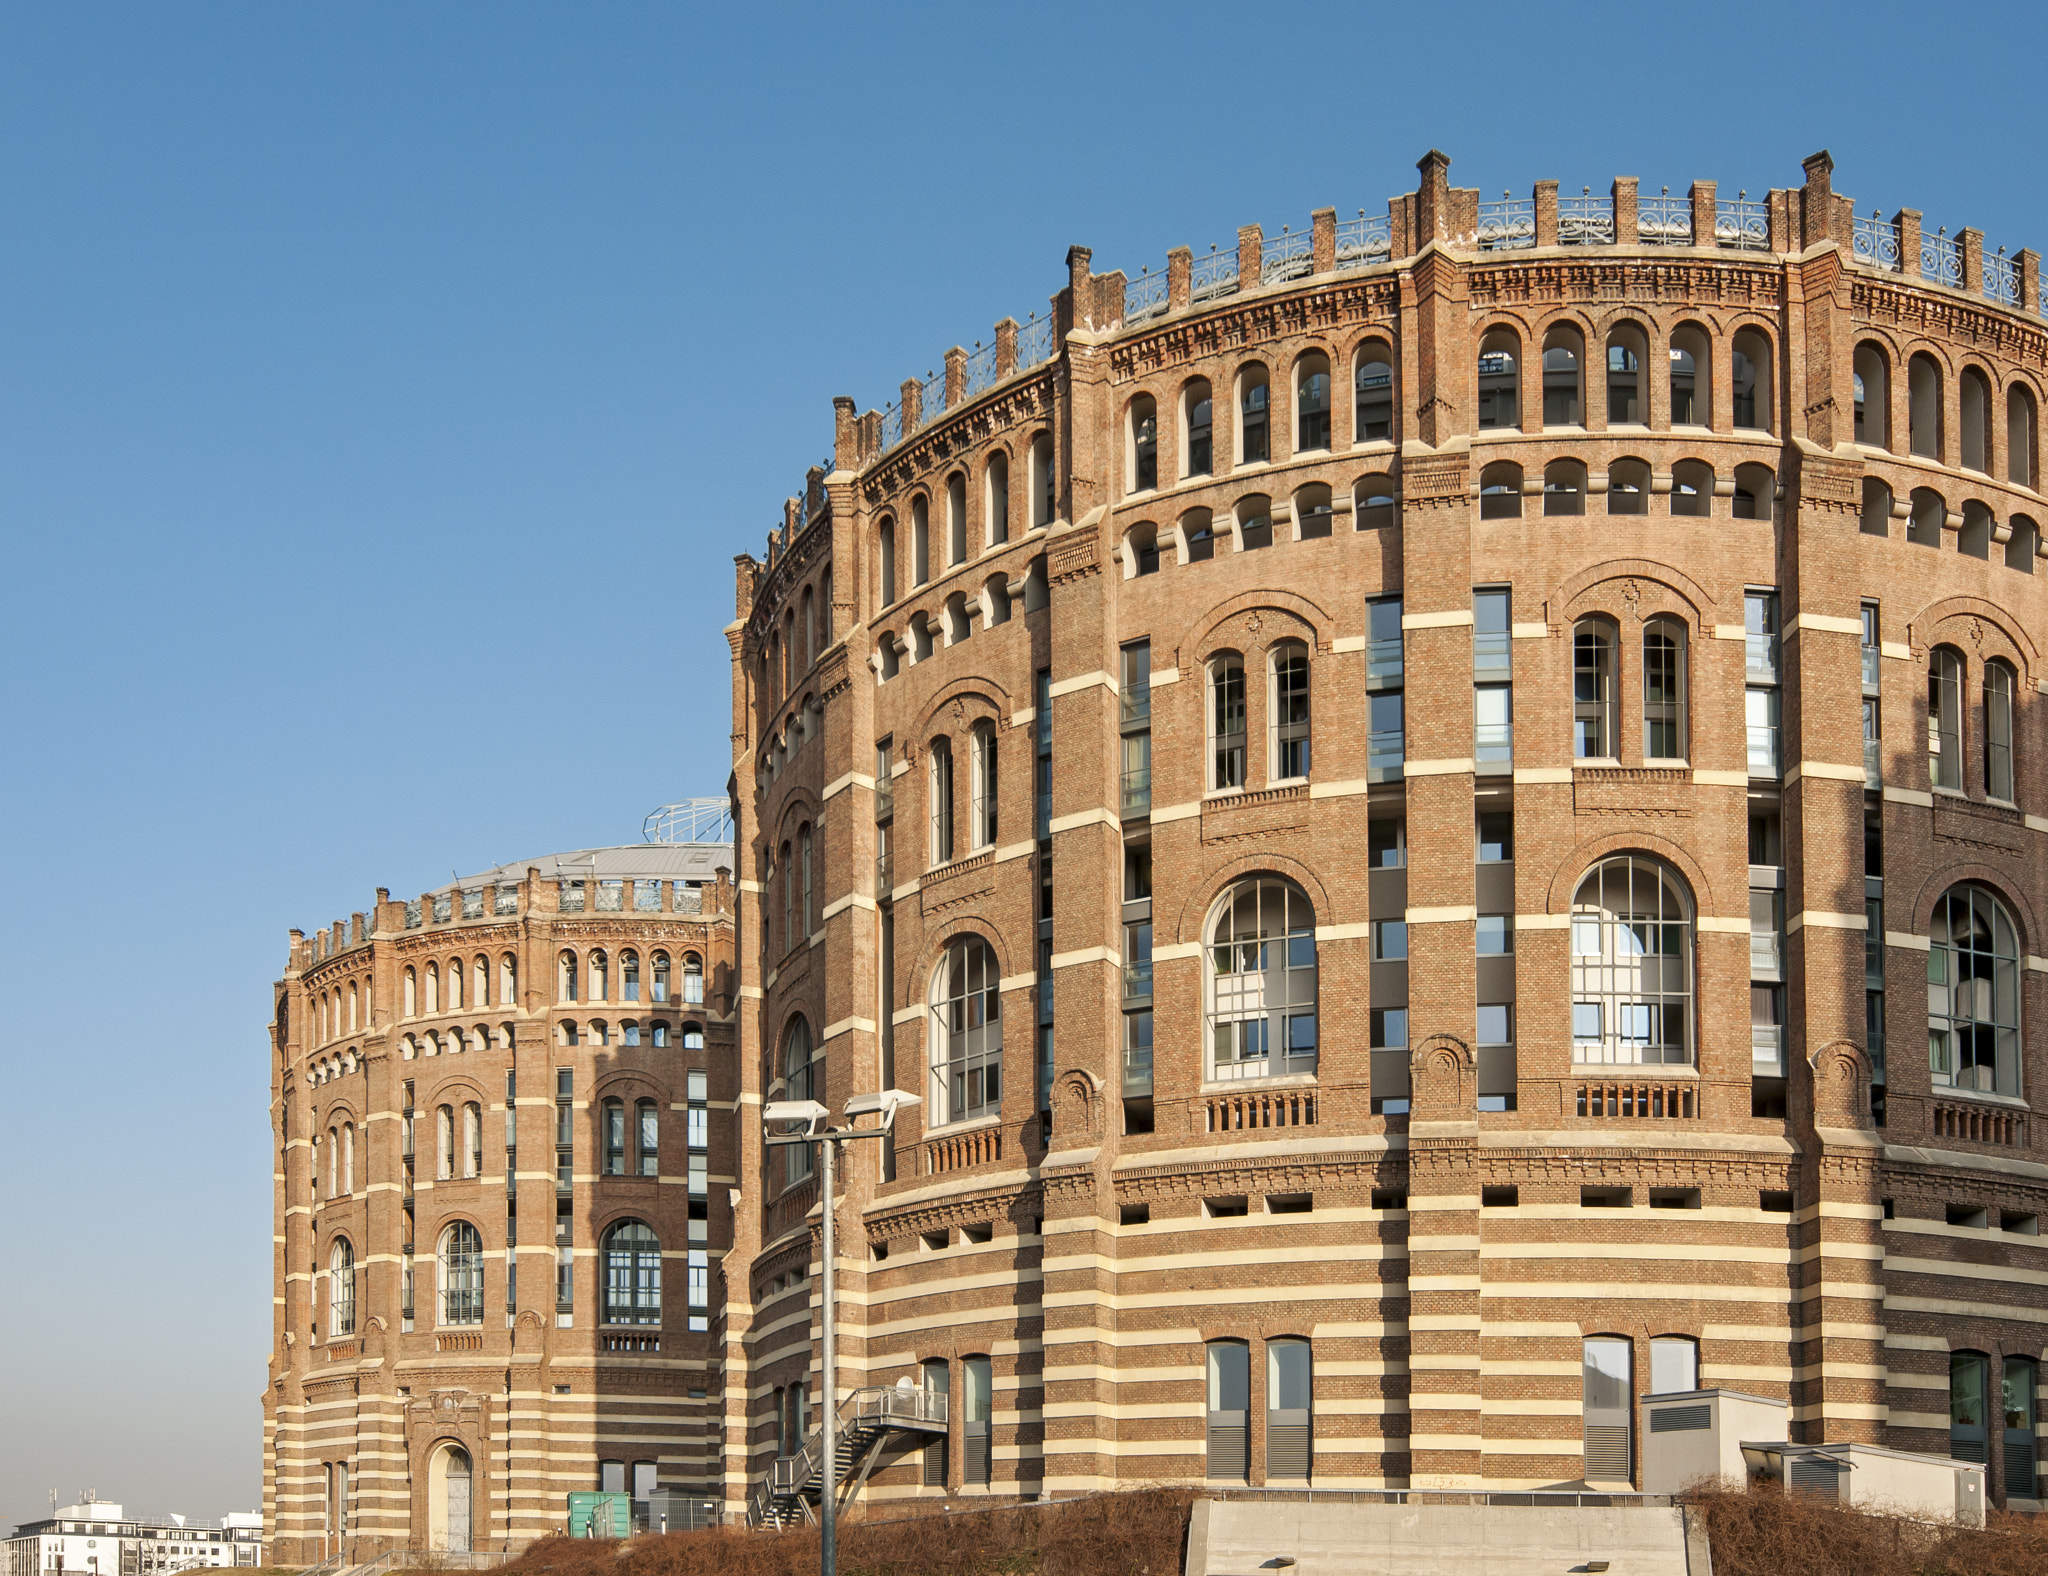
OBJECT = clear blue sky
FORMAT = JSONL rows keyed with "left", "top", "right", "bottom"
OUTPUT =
{"left": 2, "top": 0, "right": 2041, "bottom": 1526}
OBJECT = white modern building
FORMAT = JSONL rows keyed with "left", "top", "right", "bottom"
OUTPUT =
{"left": 4, "top": 1504, "right": 264, "bottom": 1576}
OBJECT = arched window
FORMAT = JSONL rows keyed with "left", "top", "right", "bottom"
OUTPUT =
{"left": 1543, "top": 458, "right": 1586, "bottom": 516}
{"left": 560, "top": 1021, "right": 580, "bottom": 1048}
{"left": 1270, "top": 643, "right": 1311, "bottom": 781}
{"left": 1206, "top": 1340, "right": 1251, "bottom": 1483}
{"left": 1960, "top": 500, "right": 1995, "bottom": 561}
{"left": 1962, "top": 368, "right": 1992, "bottom": 473}
{"left": 1731, "top": 328, "right": 1772, "bottom": 431}
{"left": 2009, "top": 515, "right": 2040, "bottom": 573}
{"left": 1183, "top": 379, "right": 1214, "bottom": 476}
{"left": 2010, "top": 386, "right": 2038, "bottom": 487}
{"left": 447, "top": 957, "right": 463, "bottom": 1011}
{"left": 1952, "top": 1351, "right": 1990, "bottom": 1465}
{"left": 1910, "top": 353, "right": 1943, "bottom": 459}
{"left": 463, "top": 1103, "right": 480, "bottom": 1178}
{"left": 971, "top": 725, "right": 998, "bottom": 850}
{"left": 922, "top": 1361, "right": 950, "bottom": 1485}
{"left": 784, "top": 611, "right": 797, "bottom": 693}
{"left": 439, "top": 1221, "right": 483, "bottom": 1326}
{"left": 601, "top": 1220, "right": 662, "bottom": 1325}
{"left": 942, "top": 589, "right": 971, "bottom": 645}
{"left": 1861, "top": 476, "right": 1894, "bottom": 537}
{"left": 1479, "top": 461, "right": 1523, "bottom": 520}
{"left": 1669, "top": 324, "right": 1710, "bottom": 426}
{"left": 1356, "top": 475, "right": 1396, "bottom": 531}
{"left": 796, "top": 824, "right": 812, "bottom": 937}
{"left": 404, "top": 967, "right": 417, "bottom": 1018}
{"left": 1237, "top": 364, "right": 1270, "bottom": 464}
{"left": 1670, "top": 459, "right": 1713, "bottom": 517}
{"left": 436, "top": 1105, "right": 454, "bottom": 1180}
{"left": 1650, "top": 1335, "right": 1698, "bottom": 1396}
{"left": 1930, "top": 646, "right": 1964, "bottom": 790}
{"left": 911, "top": 494, "right": 931, "bottom": 586}
{"left": 620, "top": 950, "right": 640, "bottom": 1002}
{"left": 1583, "top": 1337, "right": 1633, "bottom": 1482}
{"left": 2005, "top": 1357, "right": 2038, "bottom": 1493}
{"left": 636, "top": 1099, "right": 658, "bottom": 1176}
{"left": 1267, "top": 1338, "right": 1313, "bottom": 1482}
{"left": 1987, "top": 660, "right": 2017, "bottom": 801}
{"left": 1207, "top": 876, "right": 1317, "bottom": 1080}
{"left": 1182, "top": 506, "right": 1216, "bottom": 563}
{"left": 1125, "top": 522, "right": 1160, "bottom": 577}
{"left": 1208, "top": 655, "right": 1247, "bottom": 790}
{"left": 1236, "top": 493, "right": 1273, "bottom": 551}
{"left": 963, "top": 1355, "right": 994, "bottom": 1485}
{"left": 1571, "top": 854, "right": 1695, "bottom": 1066}
{"left": 683, "top": 953, "right": 704, "bottom": 1005}
{"left": 778, "top": 840, "right": 793, "bottom": 950}
{"left": 425, "top": 963, "right": 440, "bottom": 1014}
{"left": 800, "top": 586, "right": 815, "bottom": 670}
{"left": 1030, "top": 433, "right": 1055, "bottom": 527}
{"left": 326, "top": 1126, "right": 337, "bottom": 1196}
{"left": 781, "top": 1017, "right": 815, "bottom": 1184}
{"left": 1606, "top": 324, "right": 1646, "bottom": 424}
{"left": 928, "top": 737, "right": 954, "bottom": 865}
{"left": 1354, "top": 341, "right": 1394, "bottom": 443}
{"left": 1128, "top": 394, "right": 1158, "bottom": 492}
{"left": 931, "top": 935, "right": 1003, "bottom": 1124}
{"left": 683, "top": 1022, "right": 704, "bottom": 1052}
{"left": 471, "top": 956, "right": 487, "bottom": 1009}
{"left": 1295, "top": 352, "right": 1331, "bottom": 451}
{"left": 878, "top": 516, "right": 897, "bottom": 606}
{"left": 558, "top": 951, "right": 578, "bottom": 1003}
{"left": 1608, "top": 457, "right": 1649, "bottom": 516}
{"left": 1294, "top": 482, "right": 1333, "bottom": 540}
{"left": 329, "top": 1238, "right": 356, "bottom": 1337}
{"left": 985, "top": 451, "right": 1010, "bottom": 545}
{"left": 1477, "top": 328, "right": 1519, "bottom": 430}
{"left": 602, "top": 1098, "right": 625, "bottom": 1175}
{"left": 589, "top": 949, "right": 609, "bottom": 1002}
{"left": 1644, "top": 619, "right": 1688, "bottom": 761}
{"left": 342, "top": 1123, "right": 355, "bottom": 1194}
{"left": 1733, "top": 463, "right": 1774, "bottom": 522}
{"left": 1573, "top": 619, "right": 1617, "bottom": 759}
{"left": 1854, "top": 342, "right": 1890, "bottom": 448}
{"left": 1542, "top": 326, "right": 1583, "bottom": 426}
{"left": 1911, "top": 487, "right": 1947, "bottom": 547}
{"left": 946, "top": 471, "right": 968, "bottom": 565}
{"left": 1930, "top": 884, "right": 2021, "bottom": 1095}
{"left": 347, "top": 982, "right": 359, "bottom": 1034}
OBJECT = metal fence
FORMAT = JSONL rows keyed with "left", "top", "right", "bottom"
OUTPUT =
{"left": 1190, "top": 246, "right": 1239, "bottom": 302}
{"left": 1261, "top": 225, "right": 1312, "bottom": 284}
{"left": 1125, "top": 268, "right": 1169, "bottom": 321}
{"left": 1016, "top": 313, "right": 1056, "bottom": 367}
{"left": 1715, "top": 194, "right": 1769, "bottom": 251}
{"left": 1558, "top": 188, "right": 1614, "bottom": 245}
{"left": 961, "top": 341, "right": 998, "bottom": 398}
{"left": 1922, "top": 228, "right": 1963, "bottom": 288}
{"left": 1853, "top": 211, "right": 1901, "bottom": 271}
{"left": 1637, "top": 187, "right": 1690, "bottom": 245}
{"left": 1986, "top": 248, "right": 2021, "bottom": 306}
{"left": 1477, "top": 194, "right": 1534, "bottom": 251}
{"left": 1335, "top": 211, "right": 1392, "bottom": 270}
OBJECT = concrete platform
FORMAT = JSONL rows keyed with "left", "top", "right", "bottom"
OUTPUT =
{"left": 1184, "top": 1498, "right": 1710, "bottom": 1576}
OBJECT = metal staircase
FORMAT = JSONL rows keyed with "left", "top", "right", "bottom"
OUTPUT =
{"left": 748, "top": 1385, "right": 948, "bottom": 1528}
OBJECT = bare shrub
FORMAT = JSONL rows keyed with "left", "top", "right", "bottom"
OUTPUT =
{"left": 1683, "top": 1477, "right": 2048, "bottom": 1576}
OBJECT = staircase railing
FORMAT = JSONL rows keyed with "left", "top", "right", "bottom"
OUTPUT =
{"left": 749, "top": 1385, "right": 951, "bottom": 1525}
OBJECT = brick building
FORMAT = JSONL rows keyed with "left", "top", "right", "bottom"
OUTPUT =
{"left": 264, "top": 827, "right": 738, "bottom": 1559}
{"left": 726, "top": 150, "right": 2048, "bottom": 1517}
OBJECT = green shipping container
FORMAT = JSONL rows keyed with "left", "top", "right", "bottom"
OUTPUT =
{"left": 566, "top": 1491, "right": 632, "bottom": 1539}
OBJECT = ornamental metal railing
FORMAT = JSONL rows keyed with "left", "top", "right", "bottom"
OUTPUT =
{"left": 1559, "top": 188, "right": 1614, "bottom": 246}
{"left": 1125, "top": 267, "right": 1169, "bottom": 321}
{"left": 1637, "top": 187, "right": 1691, "bottom": 246}
{"left": 1017, "top": 312, "right": 1056, "bottom": 367}
{"left": 1335, "top": 211, "right": 1392, "bottom": 269}
{"left": 1478, "top": 193, "right": 1534, "bottom": 251}
{"left": 961, "top": 340, "right": 998, "bottom": 398}
{"left": 918, "top": 367, "right": 947, "bottom": 427}
{"left": 1921, "top": 227, "right": 1963, "bottom": 288}
{"left": 1261, "top": 225, "right": 1313, "bottom": 284}
{"left": 1715, "top": 194, "right": 1770, "bottom": 251}
{"left": 1191, "top": 245, "right": 1239, "bottom": 302}
{"left": 1853, "top": 210, "right": 1901, "bottom": 272}
{"left": 1985, "top": 248, "right": 2021, "bottom": 306}
{"left": 880, "top": 402, "right": 903, "bottom": 451}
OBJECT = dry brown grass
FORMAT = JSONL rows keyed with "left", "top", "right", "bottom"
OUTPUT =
{"left": 1683, "top": 1477, "right": 2048, "bottom": 1576}
{"left": 499, "top": 1490, "right": 1194, "bottom": 1576}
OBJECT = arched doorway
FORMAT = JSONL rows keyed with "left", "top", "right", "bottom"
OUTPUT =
{"left": 426, "top": 1443, "right": 473, "bottom": 1552}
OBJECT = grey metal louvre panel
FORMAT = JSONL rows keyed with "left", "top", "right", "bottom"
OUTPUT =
{"left": 1650, "top": 1404, "right": 1712, "bottom": 1433}
{"left": 1266, "top": 1417, "right": 1311, "bottom": 1480}
{"left": 1952, "top": 1434, "right": 1988, "bottom": 1464}
{"left": 1583, "top": 1423, "right": 1630, "bottom": 1482}
{"left": 2006, "top": 1437, "right": 2036, "bottom": 1495}
{"left": 965, "top": 1430, "right": 992, "bottom": 1485}
{"left": 923, "top": 1437, "right": 948, "bottom": 1485}
{"left": 1789, "top": 1457, "right": 1843, "bottom": 1499}
{"left": 1207, "top": 1417, "right": 1249, "bottom": 1482}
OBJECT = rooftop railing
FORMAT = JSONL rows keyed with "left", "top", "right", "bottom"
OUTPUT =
{"left": 1125, "top": 267, "right": 1169, "bottom": 321}
{"left": 1261, "top": 224, "right": 1313, "bottom": 284}
{"left": 1637, "top": 187, "right": 1690, "bottom": 245}
{"left": 1716, "top": 194, "right": 1770, "bottom": 251}
{"left": 917, "top": 367, "right": 947, "bottom": 429}
{"left": 1986, "top": 248, "right": 2021, "bottom": 307}
{"left": 961, "top": 340, "right": 999, "bottom": 398}
{"left": 1478, "top": 193, "right": 1535, "bottom": 251}
{"left": 1335, "top": 210, "right": 1392, "bottom": 269}
{"left": 1191, "top": 245, "right": 1240, "bottom": 302}
{"left": 1853, "top": 209, "right": 1901, "bottom": 272}
{"left": 1017, "top": 311, "right": 1056, "bottom": 368}
{"left": 1559, "top": 187, "right": 1614, "bottom": 246}
{"left": 1921, "top": 227, "right": 1963, "bottom": 288}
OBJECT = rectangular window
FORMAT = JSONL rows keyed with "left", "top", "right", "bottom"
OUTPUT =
{"left": 1744, "top": 591, "right": 1779, "bottom": 683}
{"left": 1212, "top": 662, "right": 1247, "bottom": 789}
{"left": 1473, "top": 588, "right": 1511, "bottom": 677}
{"left": 1746, "top": 686, "right": 1781, "bottom": 777}
{"left": 1368, "top": 691, "right": 1404, "bottom": 776}
{"left": 1369, "top": 817, "right": 1406, "bottom": 868}
{"left": 1272, "top": 647, "right": 1311, "bottom": 780}
{"left": 1477, "top": 914, "right": 1514, "bottom": 954}
{"left": 1367, "top": 597, "right": 1403, "bottom": 686}
{"left": 1861, "top": 602, "right": 1881, "bottom": 692}
{"left": 1120, "top": 641, "right": 1152, "bottom": 725}
{"left": 971, "top": 729, "right": 998, "bottom": 849}
{"left": 1475, "top": 683, "right": 1513, "bottom": 767}
{"left": 1369, "top": 1008, "right": 1408, "bottom": 1049}
{"left": 1583, "top": 1337, "right": 1633, "bottom": 1482}
{"left": 1477, "top": 1002, "right": 1513, "bottom": 1046}
{"left": 929, "top": 741, "right": 954, "bottom": 865}
{"left": 1477, "top": 811, "right": 1513, "bottom": 862}
{"left": 1121, "top": 732, "right": 1152, "bottom": 815}
{"left": 1750, "top": 888, "right": 1783, "bottom": 979}
{"left": 1373, "top": 920, "right": 1408, "bottom": 960}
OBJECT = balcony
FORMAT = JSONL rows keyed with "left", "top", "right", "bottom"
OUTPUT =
{"left": 875, "top": 851, "right": 894, "bottom": 895}
{"left": 1752, "top": 1023, "right": 1785, "bottom": 1078}
{"left": 1475, "top": 721, "right": 1513, "bottom": 772}
{"left": 1120, "top": 767, "right": 1152, "bottom": 816}
{"left": 1745, "top": 634, "right": 1778, "bottom": 684}
{"left": 1120, "top": 686, "right": 1151, "bottom": 726}
{"left": 1864, "top": 736, "right": 1880, "bottom": 788}
{"left": 1121, "top": 1045, "right": 1153, "bottom": 1098}
{"left": 1123, "top": 957, "right": 1153, "bottom": 1003}
{"left": 1747, "top": 726, "right": 1780, "bottom": 778}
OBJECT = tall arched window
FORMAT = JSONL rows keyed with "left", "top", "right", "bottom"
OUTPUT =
{"left": 1670, "top": 459, "right": 1713, "bottom": 517}
{"left": 963, "top": 1355, "right": 993, "bottom": 1485}
{"left": 1911, "top": 353, "right": 1943, "bottom": 459}
{"left": 1183, "top": 379, "right": 1213, "bottom": 476}
{"left": 404, "top": 967, "right": 417, "bottom": 1018}
{"left": 342, "top": 1123, "right": 355, "bottom": 1194}
{"left": 911, "top": 495, "right": 931, "bottom": 586}
{"left": 1986, "top": 661, "right": 2017, "bottom": 801}
{"left": 1930, "top": 646, "right": 1964, "bottom": 790}
{"left": 471, "top": 956, "right": 487, "bottom": 1010}
{"left": 946, "top": 471, "right": 968, "bottom": 565}
{"left": 1962, "top": 368, "right": 1992, "bottom": 473}
{"left": 1543, "top": 458, "right": 1586, "bottom": 515}
{"left": 683, "top": 953, "right": 704, "bottom": 1005}
{"left": 1030, "top": 433, "right": 1054, "bottom": 527}
{"left": 558, "top": 951, "right": 578, "bottom": 1003}
{"left": 1295, "top": 352, "right": 1331, "bottom": 451}
{"left": 1608, "top": 457, "right": 1649, "bottom": 516}
{"left": 1206, "top": 1340, "right": 1251, "bottom": 1483}
{"left": 781, "top": 1017, "right": 815, "bottom": 1184}
{"left": 1207, "top": 876, "right": 1317, "bottom": 1080}
{"left": 499, "top": 953, "right": 517, "bottom": 1006}
{"left": 1929, "top": 884, "right": 2021, "bottom": 1095}
{"left": 621, "top": 950, "right": 640, "bottom": 1002}
{"left": 799, "top": 824, "right": 814, "bottom": 937}
{"left": 1267, "top": 1338, "right": 1313, "bottom": 1482}
{"left": 1479, "top": 461, "right": 1523, "bottom": 519}
{"left": 589, "top": 949, "right": 609, "bottom": 1002}
{"left": 1573, "top": 620, "right": 1617, "bottom": 759}
{"left": 1128, "top": 394, "right": 1158, "bottom": 492}
{"left": 971, "top": 724, "right": 998, "bottom": 850}
{"left": 1238, "top": 364, "right": 1270, "bottom": 464}
{"left": 329, "top": 1238, "right": 356, "bottom": 1337}
{"left": 1606, "top": 324, "right": 1646, "bottom": 424}
{"left": 1669, "top": 324, "right": 1710, "bottom": 426}
{"left": 931, "top": 935, "right": 1002, "bottom": 1124}
{"left": 2009, "top": 386, "right": 2038, "bottom": 487}
{"left": 439, "top": 1221, "right": 483, "bottom": 1326}
{"left": 985, "top": 451, "right": 1010, "bottom": 545}
{"left": 878, "top": 516, "right": 897, "bottom": 606}
{"left": 436, "top": 1105, "right": 454, "bottom": 1180}
{"left": 425, "top": 963, "right": 440, "bottom": 1014}
{"left": 1571, "top": 855, "right": 1694, "bottom": 1066}
{"left": 1643, "top": 619, "right": 1688, "bottom": 760}
{"left": 463, "top": 1103, "right": 480, "bottom": 1178}
{"left": 1354, "top": 341, "right": 1393, "bottom": 442}
{"left": 929, "top": 738, "right": 955, "bottom": 865}
{"left": 347, "top": 982, "right": 359, "bottom": 1033}
{"left": 1209, "top": 655, "right": 1247, "bottom": 790}
{"left": 650, "top": 951, "right": 670, "bottom": 1003}
{"left": 922, "top": 1361, "right": 950, "bottom": 1485}
{"left": 1542, "top": 326, "right": 1583, "bottom": 426}
{"left": 1731, "top": 328, "right": 1772, "bottom": 431}
{"left": 1477, "top": 329, "right": 1520, "bottom": 430}
{"left": 447, "top": 957, "right": 464, "bottom": 1011}
{"left": 2005, "top": 1357, "right": 2037, "bottom": 1493}
{"left": 602, "top": 1098, "right": 625, "bottom": 1175}
{"left": 1854, "top": 342, "right": 1891, "bottom": 448}
{"left": 636, "top": 1099, "right": 658, "bottom": 1177}
{"left": 1583, "top": 1337, "right": 1633, "bottom": 1482}
{"left": 1952, "top": 1351, "right": 1990, "bottom": 1465}
{"left": 1270, "top": 643, "right": 1311, "bottom": 780}
{"left": 602, "top": 1220, "right": 662, "bottom": 1325}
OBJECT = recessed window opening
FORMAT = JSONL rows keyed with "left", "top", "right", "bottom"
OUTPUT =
{"left": 1129, "top": 395, "right": 1158, "bottom": 493}
{"left": 1296, "top": 353, "right": 1331, "bottom": 451}
{"left": 1570, "top": 853, "right": 1695, "bottom": 1066}
{"left": 1608, "top": 457, "right": 1649, "bottom": 515}
{"left": 1477, "top": 329, "right": 1520, "bottom": 430}
{"left": 1606, "top": 326, "right": 1645, "bottom": 424}
{"left": 1542, "top": 329, "right": 1583, "bottom": 426}
{"left": 1669, "top": 325, "right": 1710, "bottom": 425}
{"left": 1479, "top": 461, "right": 1523, "bottom": 520}
{"left": 1731, "top": 329, "right": 1772, "bottom": 431}
{"left": 1854, "top": 343, "right": 1890, "bottom": 448}
{"left": 1184, "top": 380, "right": 1214, "bottom": 476}
{"left": 1355, "top": 342, "right": 1394, "bottom": 442}
{"left": 1910, "top": 354, "right": 1943, "bottom": 459}
{"left": 1238, "top": 366, "right": 1270, "bottom": 464}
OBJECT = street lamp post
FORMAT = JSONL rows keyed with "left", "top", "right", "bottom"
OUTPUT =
{"left": 764, "top": 1089, "right": 921, "bottom": 1576}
